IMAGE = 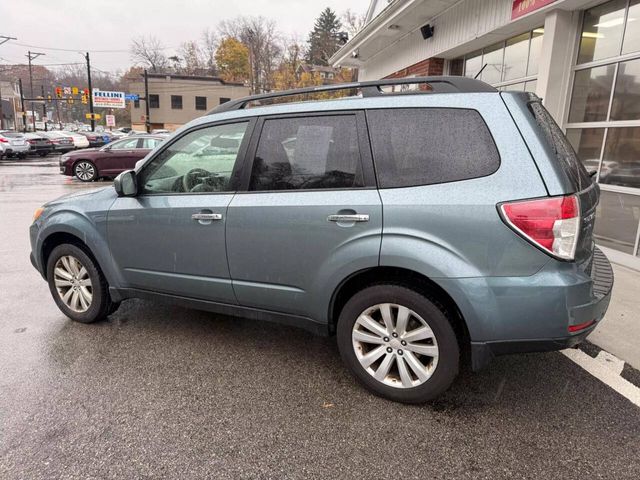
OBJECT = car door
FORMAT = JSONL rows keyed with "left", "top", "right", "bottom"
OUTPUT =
{"left": 225, "top": 112, "right": 382, "bottom": 320}
{"left": 107, "top": 120, "right": 253, "bottom": 303}
{"left": 100, "top": 137, "right": 141, "bottom": 176}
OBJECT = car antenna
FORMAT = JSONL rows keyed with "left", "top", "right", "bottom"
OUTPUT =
{"left": 474, "top": 64, "right": 488, "bottom": 80}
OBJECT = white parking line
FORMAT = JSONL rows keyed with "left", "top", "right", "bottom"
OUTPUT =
{"left": 562, "top": 348, "right": 640, "bottom": 408}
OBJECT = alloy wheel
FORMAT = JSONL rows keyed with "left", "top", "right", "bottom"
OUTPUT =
{"left": 352, "top": 303, "right": 439, "bottom": 388}
{"left": 53, "top": 255, "right": 93, "bottom": 312}
{"left": 75, "top": 162, "right": 95, "bottom": 181}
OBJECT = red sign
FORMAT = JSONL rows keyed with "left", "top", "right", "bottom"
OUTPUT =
{"left": 511, "top": 0, "right": 557, "bottom": 20}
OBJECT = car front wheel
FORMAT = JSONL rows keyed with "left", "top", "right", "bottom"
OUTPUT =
{"left": 74, "top": 160, "right": 97, "bottom": 182}
{"left": 46, "top": 244, "right": 118, "bottom": 323}
{"left": 337, "top": 284, "right": 459, "bottom": 403}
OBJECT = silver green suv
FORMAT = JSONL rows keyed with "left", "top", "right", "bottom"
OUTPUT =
{"left": 29, "top": 78, "right": 613, "bottom": 403}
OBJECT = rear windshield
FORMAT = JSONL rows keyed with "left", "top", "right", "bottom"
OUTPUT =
{"left": 526, "top": 94, "right": 591, "bottom": 191}
{"left": 2, "top": 132, "right": 23, "bottom": 138}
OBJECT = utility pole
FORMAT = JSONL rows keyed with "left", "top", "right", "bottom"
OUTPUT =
{"left": 85, "top": 52, "right": 95, "bottom": 132}
{"left": 41, "top": 85, "right": 48, "bottom": 132}
{"left": 26, "top": 50, "right": 45, "bottom": 131}
{"left": 18, "top": 78, "right": 26, "bottom": 133}
{"left": 144, "top": 69, "right": 150, "bottom": 133}
{"left": 0, "top": 35, "right": 17, "bottom": 46}
{"left": 0, "top": 83, "right": 3, "bottom": 130}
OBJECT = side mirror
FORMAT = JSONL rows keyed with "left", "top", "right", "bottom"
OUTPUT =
{"left": 114, "top": 170, "right": 138, "bottom": 197}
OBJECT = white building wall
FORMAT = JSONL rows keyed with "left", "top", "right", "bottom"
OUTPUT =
{"left": 360, "top": 0, "right": 515, "bottom": 80}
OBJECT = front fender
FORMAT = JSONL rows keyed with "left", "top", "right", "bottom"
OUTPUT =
{"left": 33, "top": 208, "right": 121, "bottom": 287}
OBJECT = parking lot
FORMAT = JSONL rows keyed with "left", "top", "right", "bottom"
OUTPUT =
{"left": 1, "top": 156, "right": 639, "bottom": 479}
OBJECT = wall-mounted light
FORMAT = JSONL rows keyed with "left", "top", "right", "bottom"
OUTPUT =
{"left": 351, "top": 49, "right": 360, "bottom": 59}
{"left": 388, "top": 24, "right": 401, "bottom": 30}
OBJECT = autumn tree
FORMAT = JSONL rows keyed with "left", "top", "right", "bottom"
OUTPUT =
{"left": 130, "top": 35, "right": 168, "bottom": 72}
{"left": 306, "top": 8, "right": 342, "bottom": 66}
{"left": 215, "top": 37, "right": 250, "bottom": 83}
{"left": 178, "top": 41, "right": 205, "bottom": 75}
{"left": 219, "top": 16, "right": 282, "bottom": 93}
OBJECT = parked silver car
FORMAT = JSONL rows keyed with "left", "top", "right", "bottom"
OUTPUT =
{"left": 29, "top": 78, "right": 613, "bottom": 403}
{"left": 0, "top": 131, "right": 30, "bottom": 159}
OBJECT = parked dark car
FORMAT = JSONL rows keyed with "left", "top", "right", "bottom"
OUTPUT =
{"left": 59, "top": 135, "right": 164, "bottom": 181}
{"left": 78, "top": 131, "right": 108, "bottom": 148}
{"left": 600, "top": 161, "right": 640, "bottom": 189}
{"left": 42, "top": 131, "right": 75, "bottom": 153}
{"left": 25, "top": 133, "right": 54, "bottom": 157}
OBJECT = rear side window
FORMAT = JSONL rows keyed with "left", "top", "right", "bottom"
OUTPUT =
{"left": 249, "top": 115, "right": 364, "bottom": 191}
{"left": 367, "top": 108, "right": 500, "bottom": 188}
{"left": 527, "top": 97, "right": 591, "bottom": 191}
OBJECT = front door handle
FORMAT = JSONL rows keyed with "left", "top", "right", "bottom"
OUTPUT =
{"left": 192, "top": 213, "right": 223, "bottom": 221}
{"left": 327, "top": 214, "right": 369, "bottom": 222}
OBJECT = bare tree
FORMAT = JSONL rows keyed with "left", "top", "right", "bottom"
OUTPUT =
{"left": 341, "top": 9, "right": 367, "bottom": 38}
{"left": 178, "top": 41, "right": 205, "bottom": 75}
{"left": 219, "top": 16, "right": 283, "bottom": 93}
{"left": 200, "top": 28, "right": 218, "bottom": 75}
{"left": 130, "top": 35, "right": 168, "bottom": 72}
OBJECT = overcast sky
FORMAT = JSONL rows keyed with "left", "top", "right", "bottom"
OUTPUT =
{"left": 1, "top": 0, "right": 370, "bottom": 72}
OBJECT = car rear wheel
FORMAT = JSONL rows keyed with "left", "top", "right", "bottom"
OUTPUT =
{"left": 337, "top": 284, "right": 459, "bottom": 403}
{"left": 46, "top": 244, "right": 118, "bottom": 323}
{"left": 74, "top": 160, "right": 97, "bottom": 182}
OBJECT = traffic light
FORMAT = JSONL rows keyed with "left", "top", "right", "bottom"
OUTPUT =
{"left": 67, "top": 96, "right": 74, "bottom": 105}
{"left": 81, "top": 94, "right": 88, "bottom": 104}
{"left": 47, "top": 95, "right": 52, "bottom": 103}
{"left": 55, "top": 87, "right": 62, "bottom": 98}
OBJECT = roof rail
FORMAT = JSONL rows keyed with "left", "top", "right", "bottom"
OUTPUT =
{"left": 208, "top": 76, "right": 496, "bottom": 114}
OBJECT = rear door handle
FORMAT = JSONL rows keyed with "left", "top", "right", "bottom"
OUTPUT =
{"left": 192, "top": 213, "right": 223, "bottom": 221}
{"left": 327, "top": 214, "right": 369, "bottom": 222}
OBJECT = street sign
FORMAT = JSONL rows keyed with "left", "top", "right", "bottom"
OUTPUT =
{"left": 72, "top": 86, "right": 79, "bottom": 95}
{"left": 125, "top": 93, "right": 140, "bottom": 101}
{"left": 106, "top": 114, "right": 116, "bottom": 127}
{"left": 63, "top": 87, "right": 71, "bottom": 95}
{"left": 92, "top": 90, "right": 126, "bottom": 109}
{"left": 85, "top": 113, "right": 102, "bottom": 120}
{"left": 511, "top": 0, "right": 557, "bottom": 19}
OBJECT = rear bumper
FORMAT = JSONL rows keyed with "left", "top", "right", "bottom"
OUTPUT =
{"left": 468, "top": 248, "right": 614, "bottom": 370}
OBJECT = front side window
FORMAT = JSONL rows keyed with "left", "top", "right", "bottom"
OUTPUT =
{"left": 249, "top": 115, "right": 363, "bottom": 191}
{"left": 367, "top": 108, "right": 500, "bottom": 188}
{"left": 140, "top": 122, "right": 248, "bottom": 194}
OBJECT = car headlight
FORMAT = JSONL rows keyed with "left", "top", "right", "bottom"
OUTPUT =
{"left": 32, "top": 207, "right": 45, "bottom": 223}
{"left": 61, "top": 155, "right": 70, "bottom": 162}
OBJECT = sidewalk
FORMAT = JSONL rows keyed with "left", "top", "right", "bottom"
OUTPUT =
{"left": 590, "top": 263, "right": 640, "bottom": 370}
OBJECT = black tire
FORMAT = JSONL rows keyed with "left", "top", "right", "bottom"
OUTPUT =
{"left": 17, "top": 153, "right": 27, "bottom": 159}
{"left": 337, "top": 284, "right": 459, "bottom": 403}
{"left": 38, "top": 151, "right": 48, "bottom": 157}
{"left": 74, "top": 160, "right": 97, "bottom": 182}
{"left": 46, "top": 243, "right": 115, "bottom": 323}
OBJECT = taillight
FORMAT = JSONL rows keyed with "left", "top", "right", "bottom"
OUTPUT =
{"left": 499, "top": 195, "right": 581, "bottom": 260}
{"left": 0, "top": 138, "right": 8, "bottom": 143}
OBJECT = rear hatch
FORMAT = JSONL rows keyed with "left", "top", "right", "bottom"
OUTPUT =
{"left": 505, "top": 93, "right": 598, "bottom": 270}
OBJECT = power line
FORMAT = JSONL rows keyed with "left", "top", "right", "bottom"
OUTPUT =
{"left": 11, "top": 41, "right": 180, "bottom": 54}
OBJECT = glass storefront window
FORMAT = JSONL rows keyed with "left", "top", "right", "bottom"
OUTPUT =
{"left": 578, "top": 0, "right": 627, "bottom": 64}
{"left": 464, "top": 51, "right": 482, "bottom": 79}
{"left": 611, "top": 58, "right": 640, "bottom": 120}
{"left": 453, "top": 28, "right": 542, "bottom": 88}
{"left": 568, "top": 65, "right": 616, "bottom": 122}
{"left": 566, "top": 128, "right": 606, "bottom": 175}
{"left": 528, "top": 29, "right": 544, "bottom": 76}
{"left": 622, "top": 0, "right": 640, "bottom": 55}
{"left": 600, "top": 127, "right": 640, "bottom": 189}
{"left": 594, "top": 190, "right": 640, "bottom": 254}
{"left": 481, "top": 43, "right": 504, "bottom": 84}
{"left": 503, "top": 33, "right": 530, "bottom": 81}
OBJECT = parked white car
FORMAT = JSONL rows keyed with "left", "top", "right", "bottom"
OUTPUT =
{"left": 61, "top": 131, "right": 90, "bottom": 149}
{"left": 0, "top": 131, "right": 30, "bottom": 158}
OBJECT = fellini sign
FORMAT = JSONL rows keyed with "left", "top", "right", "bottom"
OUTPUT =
{"left": 511, "top": 0, "right": 557, "bottom": 20}
{"left": 91, "top": 90, "right": 126, "bottom": 109}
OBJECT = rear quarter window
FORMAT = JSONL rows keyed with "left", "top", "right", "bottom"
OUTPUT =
{"left": 526, "top": 96, "right": 592, "bottom": 192}
{"left": 367, "top": 108, "right": 500, "bottom": 188}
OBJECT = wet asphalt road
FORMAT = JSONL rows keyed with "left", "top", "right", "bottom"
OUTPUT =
{"left": 1, "top": 157, "right": 639, "bottom": 479}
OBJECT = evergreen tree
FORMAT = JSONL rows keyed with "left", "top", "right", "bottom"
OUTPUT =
{"left": 306, "top": 8, "right": 342, "bottom": 66}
